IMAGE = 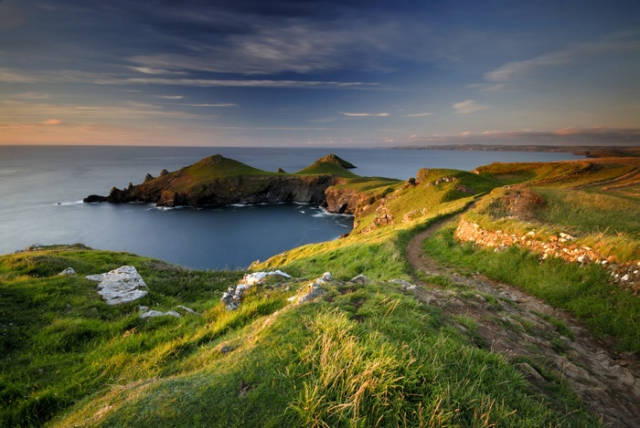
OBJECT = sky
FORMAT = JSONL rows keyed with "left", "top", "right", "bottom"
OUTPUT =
{"left": 1, "top": 0, "right": 639, "bottom": 147}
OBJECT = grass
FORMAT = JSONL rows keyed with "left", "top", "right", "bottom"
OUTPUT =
{"left": 423, "top": 225, "right": 640, "bottom": 352}
{"left": 6, "top": 156, "right": 640, "bottom": 425}
{"left": 52, "top": 276, "right": 595, "bottom": 427}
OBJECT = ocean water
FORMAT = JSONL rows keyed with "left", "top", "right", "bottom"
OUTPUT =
{"left": 0, "top": 146, "right": 581, "bottom": 269}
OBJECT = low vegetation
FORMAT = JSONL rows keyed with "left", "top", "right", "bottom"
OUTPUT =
{"left": 3, "top": 154, "right": 640, "bottom": 426}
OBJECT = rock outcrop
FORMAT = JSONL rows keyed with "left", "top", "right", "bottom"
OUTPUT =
{"left": 222, "top": 270, "right": 291, "bottom": 310}
{"left": 86, "top": 265, "right": 148, "bottom": 304}
{"left": 455, "top": 219, "right": 640, "bottom": 292}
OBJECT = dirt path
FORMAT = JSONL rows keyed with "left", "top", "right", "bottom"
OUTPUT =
{"left": 406, "top": 216, "right": 640, "bottom": 427}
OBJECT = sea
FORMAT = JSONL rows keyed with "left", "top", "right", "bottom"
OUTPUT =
{"left": 0, "top": 146, "right": 582, "bottom": 269}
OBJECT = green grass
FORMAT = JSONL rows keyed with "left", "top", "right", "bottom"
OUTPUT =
{"left": 423, "top": 225, "right": 640, "bottom": 352}
{"left": 54, "top": 278, "right": 595, "bottom": 427}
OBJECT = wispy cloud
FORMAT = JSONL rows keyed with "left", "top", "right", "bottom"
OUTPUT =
{"left": 342, "top": 112, "right": 389, "bottom": 117}
{"left": 407, "top": 112, "right": 432, "bottom": 117}
{"left": 485, "top": 39, "right": 640, "bottom": 82}
{"left": 182, "top": 103, "right": 236, "bottom": 107}
{"left": 129, "top": 66, "right": 188, "bottom": 75}
{"left": 453, "top": 99, "right": 488, "bottom": 114}
{"left": 156, "top": 95, "right": 184, "bottom": 100}
{"left": 42, "top": 119, "right": 62, "bottom": 125}
{"left": 405, "top": 127, "right": 640, "bottom": 145}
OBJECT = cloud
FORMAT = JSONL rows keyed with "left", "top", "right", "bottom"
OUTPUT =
{"left": 0, "top": 68, "right": 36, "bottom": 83}
{"left": 342, "top": 112, "right": 389, "bottom": 117}
{"left": 42, "top": 119, "right": 62, "bottom": 125}
{"left": 129, "top": 66, "right": 188, "bottom": 75}
{"left": 182, "top": 103, "right": 236, "bottom": 107}
{"left": 7, "top": 92, "right": 50, "bottom": 100}
{"left": 453, "top": 99, "right": 488, "bottom": 114}
{"left": 467, "top": 83, "right": 505, "bottom": 92}
{"left": 403, "top": 127, "right": 640, "bottom": 146}
{"left": 485, "top": 39, "right": 640, "bottom": 82}
{"left": 156, "top": 95, "right": 184, "bottom": 100}
{"left": 407, "top": 112, "right": 432, "bottom": 117}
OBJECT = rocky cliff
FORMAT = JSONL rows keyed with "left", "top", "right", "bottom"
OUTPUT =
{"left": 84, "top": 154, "right": 378, "bottom": 215}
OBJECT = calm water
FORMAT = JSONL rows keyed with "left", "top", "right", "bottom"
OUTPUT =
{"left": 0, "top": 146, "right": 581, "bottom": 269}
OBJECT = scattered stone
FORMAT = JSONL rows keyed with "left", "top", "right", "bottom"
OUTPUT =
{"left": 139, "top": 309, "right": 180, "bottom": 319}
{"left": 222, "top": 270, "right": 292, "bottom": 310}
{"left": 391, "top": 279, "right": 417, "bottom": 291}
{"left": 58, "top": 267, "right": 76, "bottom": 275}
{"left": 321, "top": 272, "right": 332, "bottom": 282}
{"left": 288, "top": 274, "right": 329, "bottom": 304}
{"left": 176, "top": 305, "right": 199, "bottom": 314}
{"left": 86, "top": 265, "right": 148, "bottom": 305}
{"left": 350, "top": 274, "right": 370, "bottom": 285}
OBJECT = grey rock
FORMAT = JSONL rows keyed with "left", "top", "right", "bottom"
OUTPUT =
{"left": 350, "top": 274, "right": 370, "bottom": 285}
{"left": 58, "top": 267, "right": 76, "bottom": 276}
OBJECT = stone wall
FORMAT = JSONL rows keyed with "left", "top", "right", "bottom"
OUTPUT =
{"left": 454, "top": 219, "right": 640, "bottom": 293}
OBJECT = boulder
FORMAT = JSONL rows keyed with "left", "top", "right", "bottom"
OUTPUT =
{"left": 160, "top": 168, "right": 169, "bottom": 176}
{"left": 350, "top": 274, "right": 370, "bottom": 285}
{"left": 288, "top": 275, "right": 327, "bottom": 304}
{"left": 391, "top": 279, "right": 417, "bottom": 291}
{"left": 222, "top": 270, "right": 292, "bottom": 310}
{"left": 58, "top": 267, "right": 76, "bottom": 276}
{"left": 86, "top": 265, "right": 148, "bottom": 305}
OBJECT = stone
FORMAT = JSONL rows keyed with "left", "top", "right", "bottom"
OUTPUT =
{"left": 391, "top": 279, "right": 417, "bottom": 291}
{"left": 350, "top": 274, "right": 370, "bottom": 285}
{"left": 321, "top": 272, "right": 332, "bottom": 281}
{"left": 139, "top": 309, "right": 180, "bottom": 319}
{"left": 58, "top": 267, "right": 76, "bottom": 275}
{"left": 86, "top": 265, "right": 148, "bottom": 305}
{"left": 222, "top": 270, "right": 292, "bottom": 310}
{"left": 176, "top": 305, "right": 198, "bottom": 314}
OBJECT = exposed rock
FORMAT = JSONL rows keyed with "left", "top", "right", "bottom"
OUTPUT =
{"left": 455, "top": 219, "right": 640, "bottom": 292}
{"left": 58, "top": 267, "right": 76, "bottom": 275}
{"left": 160, "top": 168, "right": 169, "bottom": 176}
{"left": 391, "top": 279, "right": 417, "bottom": 291}
{"left": 288, "top": 275, "right": 328, "bottom": 304}
{"left": 277, "top": 168, "right": 286, "bottom": 173}
{"left": 350, "top": 274, "right": 370, "bottom": 284}
{"left": 144, "top": 173, "right": 154, "bottom": 182}
{"left": 139, "top": 309, "right": 180, "bottom": 319}
{"left": 222, "top": 270, "right": 292, "bottom": 310}
{"left": 86, "top": 265, "right": 148, "bottom": 305}
{"left": 176, "top": 305, "right": 198, "bottom": 314}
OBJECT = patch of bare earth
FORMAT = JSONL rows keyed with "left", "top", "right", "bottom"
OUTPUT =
{"left": 405, "top": 217, "right": 640, "bottom": 427}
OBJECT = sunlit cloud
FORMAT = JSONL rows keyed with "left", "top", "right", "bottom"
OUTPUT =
{"left": 342, "top": 112, "right": 389, "bottom": 117}
{"left": 42, "top": 119, "right": 62, "bottom": 125}
{"left": 182, "top": 103, "right": 236, "bottom": 107}
{"left": 156, "top": 95, "right": 184, "bottom": 100}
{"left": 453, "top": 99, "right": 488, "bottom": 114}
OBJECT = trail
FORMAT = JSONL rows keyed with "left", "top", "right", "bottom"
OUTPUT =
{"left": 406, "top": 214, "right": 640, "bottom": 427}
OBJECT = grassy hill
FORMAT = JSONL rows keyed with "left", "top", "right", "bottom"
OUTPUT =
{"left": 3, "top": 156, "right": 640, "bottom": 426}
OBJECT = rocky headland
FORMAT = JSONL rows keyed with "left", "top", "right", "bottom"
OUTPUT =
{"left": 84, "top": 153, "right": 382, "bottom": 216}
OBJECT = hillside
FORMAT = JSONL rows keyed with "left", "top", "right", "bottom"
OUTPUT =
{"left": 3, "top": 157, "right": 640, "bottom": 426}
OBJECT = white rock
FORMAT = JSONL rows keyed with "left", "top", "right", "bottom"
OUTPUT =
{"left": 241, "top": 270, "right": 291, "bottom": 286}
{"left": 321, "top": 272, "right": 332, "bottom": 281}
{"left": 390, "top": 279, "right": 417, "bottom": 291}
{"left": 139, "top": 309, "right": 180, "bottom": 319}
{"left": 58, "top": 267, "right": 76, "bottom": 275}
{"left": 621, "top": 274, "right": 630, "bottom": 282}
{"left": 86, "top": 265, "right": 148, "bottom": 305}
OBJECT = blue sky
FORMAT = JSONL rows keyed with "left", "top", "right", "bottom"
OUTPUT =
{"left": 1, "top": 0, "right": 639, "bottom": 146}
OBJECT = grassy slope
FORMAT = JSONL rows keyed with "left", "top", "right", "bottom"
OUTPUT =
{"left": 4, "top": 158, "right": 640, "bottom": 426}
{"left": 1, "top": 246, "right": 595, "bottom": 427}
